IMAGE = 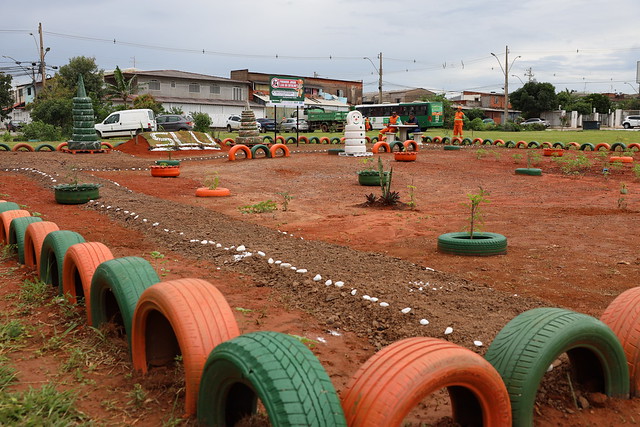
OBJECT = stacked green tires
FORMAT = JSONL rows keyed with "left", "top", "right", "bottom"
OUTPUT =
{"left": 69, "top": 75, "right": 101, "bottom": 151}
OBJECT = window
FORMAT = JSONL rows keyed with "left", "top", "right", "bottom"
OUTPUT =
{"left": 336, "top": 89, "right": 344, "bottom": 97}
{"left": 232, "top": 86, "right": 242, "bottom": 100}
{"left": 189, "top": 83, "right": 200, "bottom": 93}
{"left": 210, "top": 84, "right": 220, "bottom": 94}
{"left": 104, "top": 113, "right": 119, "bottom": 124}
{"left": 148, "top": 80, "right": 160, "bottom": 91}
{"left": 170, "top": 81, "right": 176, "bottom": 88}
{"left": 27, "top": 87, "right": 32, "bottom": 96}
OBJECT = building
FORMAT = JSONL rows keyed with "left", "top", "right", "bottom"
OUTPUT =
{"left": 104, "top": 69, "right": 265, "bottom": 128}
{"left": 362, "top": 88, "right": 436, "bottom": 104}
{"left": 450, "top": 91, "right": 515, "bottom": 123}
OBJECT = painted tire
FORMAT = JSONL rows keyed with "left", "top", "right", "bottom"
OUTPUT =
{"left": 330, "top": 137, "right": 341, "bottom": 144}
{"left": 566, "top": 141, "right": 580, "bottom": 150}
{"left": 389, "top": 141, "right": 404, "bottom": 152}
{"left": 394, "top": 151, "right": 417, "bottom": 162}
{"left": 319, "top": 137, "right": 330, "bottom": 144}
{"left": 90, "top": 257, "right": 159, "bottom": 333}
{"left": 0, "top": 209, "right": 30, "bottom": 244}
{"left": 54, "top": 186, "right": 101, "bottom": 204}
{"left": 0, "top": 202, "right": 20, "bottom": 213}
{"left": 543, "top": 148, "right": 564, "bottom": 157}
{"left": 195, "top": 187, "right": 231, "bottom": 197}
{"left": 610, "top": 156, "right": 634, "bottom": 163}
{"left": 132, "top": 278, "right": 240, "bottom": 416}
{"left": 552, "top": 141, "right": 565, "bottom": 149}
{"left": 580, "top": 143, "right": 595, "bottom": 151}
{"left": 0, "top": 143, "right": 10, "bottom": 151}
{"left": 23, "top": 221, "right": 59, "bottom": 270}
{"left": 441, "top": 137, "right": 450, "bottom": 145}
{"left": 485, "top": 307, "right": 629, "bottom": 426}
{"left": 341, "top": 337, "right": 511, "bottom": 427}
{"left": 462, "top": 137, "right": 474, "bottom": 145}
{"left": 475, "top": 138, "right": 487, "bottom": 145}
{"left": 270, "top": 143, "right": 290, "bottom": 157}
{"left": 515, "top": 168, "right": 542, "bottom": 176}
{"left": 275, "top": 136, "right": 285, "bottom": 144}
{"left": 35, "top": 143, "right": 55, "bottom": 152}
{"left": 250, "top": 144, "right": 272, "bottom": 159}
{"left": 527, "top": 141, "right": 540, "bottom": 148}
{"left": 451, "top": 137, "right": 462, "bottom": 145}
{"left": 601, "top": 287, "right": 640, "bottom": 396}
{"left": 155, "top": 160, "right": 181, "bottom": 166}
{"left": 150, "top": 166, "right": 180, "bottom": 177}
{"left": 228, "top": 144, "right": 252, "bottom": 161}
{"left": 39, "top": 230, "right": 86, "bottom": 293}
{"left": 493, "top": 139, "right": 504, "bottom": 146}
{"left": 611, "top": 142, "right": 627, "bottom": 152}
{"left": 628, "top": 143, "right": 640, "bottom": 152}
{"left": 443, "top": 145, "right": 460, "bottom": 151}
{"left": 285, "top": 136, "right": 297, "bottom": 144}
{"left": 541, "top": 141, "right": 553, "bottom": 148}
{"left": 504, "top": 140, "right": 516, "bottom": 148}
{"left": 309, "top": 136, "right": 320, "bottom": 144}
{"left": 515, "top": 141, "right": 528, "bottom": 149}
{"left": 222, "top": 138, "right": 235, "bottom": 146}
{"left": 432, "top": 136, "right": 442, "bottom": 144}
{"left": 101, "top": 142, "right": 113, "bottom": 150}
{"left": 437, "top": 232, "right": 507, "bottom": 256}
{"left": 8, "top": 216, "right": 42, "bottom": 264}
{"left": 370, "top": 136, "right": 379, "bottom": 144}
{"left": 56, "top": 142, "right": 68, "bottom": 151}
{"left": 198, "top": 331, "right": 346, "bottom": 426}
{"left": 327, "top": 148, "right": 344, "bottom": 155}
{"left": 403, "top": 140, "right": 418, "bottom": 151}
{"left": 298, "top": 136, "right": 309, "bottom": 144}
{"left": 372, "top": 141, "right": 390, "bottom": 154}
{"left": 595, "top": 142, "right": 611, "bottom": 151}
{"left": 262, "top": 136, "right": 273, "bottom": 144}
{"left": 12, "top": 143, "right": 34, "bottom": 152}
{"left": 365, "top": 136, "right": 371, "bottom": 143}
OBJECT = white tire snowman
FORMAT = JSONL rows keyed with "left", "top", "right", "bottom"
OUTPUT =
{"left": 342, "top": 110, "right": 372, "bottom": 156}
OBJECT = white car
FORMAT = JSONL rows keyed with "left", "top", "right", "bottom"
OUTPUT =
{"left": 225, "top": 115, "right": 241, "bottom": 132}
{"left": 521, "top": 118, "right": 550, "bottom": 128}
{"left": 622, "top": 115, "right": 640, "bottom": 129}
{"left": 95, "top": 109, "right": 157, "bottom": 139}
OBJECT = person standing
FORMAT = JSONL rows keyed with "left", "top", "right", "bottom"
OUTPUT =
{"left": 378, "top": 111, "right": 401, "bottom": 140}
{"left": 453, "top": 106, "right": 465, "bottom": 138}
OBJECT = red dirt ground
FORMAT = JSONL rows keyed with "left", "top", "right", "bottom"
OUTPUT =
{"left": 1, "top": 141, "right": 640, "bottom": 425}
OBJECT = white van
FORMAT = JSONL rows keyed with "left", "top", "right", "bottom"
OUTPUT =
{"left": 95, "top": 109, "right": 157, "bottom": 138}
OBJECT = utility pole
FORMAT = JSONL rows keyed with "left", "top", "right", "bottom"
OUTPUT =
{"left": 491, "top": 46, "right": 521, "bottom": 126}
{"left": 38, "top": 22, "right": 46, "bottom": 88}
{"left": 524, "top": 67, "right": 534, "bottom": 82}
{"left": 378, "top": 52, "right": 383, "bottom": 104}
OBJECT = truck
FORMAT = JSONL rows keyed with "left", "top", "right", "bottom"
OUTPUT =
{"left": 292, "top": 107, "right": 349, "bottom": 132}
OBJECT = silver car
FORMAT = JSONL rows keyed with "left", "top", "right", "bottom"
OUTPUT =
{"left": 279, "top": 118, "right": 309, "bottom": 132}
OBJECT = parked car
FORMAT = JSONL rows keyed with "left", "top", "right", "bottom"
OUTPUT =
{"left": 521, "top": 118, "right": 550, "bottom": 128}
{"left": 225, "top": 115, "right": 241, "bottom": 132}
{"left": 5, "top": 120, "right": 27, "bottom": 132}
{"left": 279, "top": 118, "right": 309, "bottom": 132}
{"left": 256, "top": 118, "right": 276, "bottom": 132}
{"left": 95, "top": 109, "right": 157, "bottom": 139}
{"left": 622, "top": 115, "right": 640, "bottom": 129}
{"left": 482, "top": 118, "right": 495, "bottom": 125}
{"left": 156, "top": 114, "right": 194, "bottom": 131}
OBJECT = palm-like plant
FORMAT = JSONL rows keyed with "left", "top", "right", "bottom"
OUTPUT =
{"left": 105, "top": 66, "right": 138, "bottom": 107}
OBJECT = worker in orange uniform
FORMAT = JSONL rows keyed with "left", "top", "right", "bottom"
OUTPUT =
{"left": 378, "top": 111, "right": 401, "bottom": 140}
{"left": 453, "top": 106, "right": 465, "bottom": 138}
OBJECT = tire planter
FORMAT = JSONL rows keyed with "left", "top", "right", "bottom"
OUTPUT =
{"left": 222, "top": 138, "right": 235, "bottom": 146}
{"left": 327, "top": 148, "right": 344, "bottom": 155}
{"left": 250, "top": 144, "right": 272, "bottom": 159}
{"left": 341, "top": 337, "right": 511, "bottom": 427}
{"left": 432, "top": 136, "right": 442, "bottom": 144}
{"left": 504, "top": 140, "right": 516, "bottom": 148}
{"left": 131, "top": 278, "right": 240, "bottom": 416}
{"left": 601, "top": 287, "right": 640, "bottom": 396}
{"left": 274, "top": 136, "right": 285, "bottom": 144}
{"left": 0, "top": 202, "right": 20, "bottom": 213}
{"left": 195, "top": 187, "right": 231, "bottom": 197}
{"left": 90, "top": 256, "right": 159, "bottom": 332}
{"left": 330, "top": 137, "right": 341, "bottom": 144}
{"left": 372, "top": 141, "right": 390, "bottom": 154}
{"left": 297, "top": 136, "right": 309, "bottom": 144}
{"left": 370, "top": 136, "right": 379, "bottom": 144}
{"left": 23, "top": 221, "right": 60, "bottom": 271}
{"left": 543, "top": 148, "right": 564, "bottom": 157}
{"left": 403, "top": 140, "right": 419, "bottom": 151}
{"left": 0, "top": 209, "right": 31, "bottom": 244}
{"left": 39, "top": 230, "right": 86, "bottom": 293}
{"left": 437, "top": 232, "right": 507, "bottom": 256}
{"left": 540, "top": 141, "right": 553, "bottom": 148}
{"left": 198, "top": 331, "right": 346, "bottom": 426}
{"left": 12, "top": 143, "right": 35, "bottom": 152}
{"left": 462, "top": 137, "right": 473, "bottom": 145}
{"left": 309, "top": 136, "right": 320, "bottom": 144}
{"left": 53, "top": 184, "right": 102, "bottom": 204}
{"left": 527, "top": 141, "right": 540, "bottom": 149}
{"left": 357, "top": 171, "right": 389, "bottom": 186}
{"left": 8, "top": 216, "right": 42, "bottom": 264}
{"left": 35, "top": 143, "right": 56, "bottom": 152}
{"left": 493, "top": 139, "right": 504, "bottom": 146}
{"left": 485, "top": 307, "right": 629, "bottom": 426}
{"left": 566, "top": 141, "right": 580, "bottom": 150}
{"left": 101, "top": 142, "right": 114, "bottom": 150}
{"left": 478, "top": 138, "right": 489, "bottom": 145}
{"left": 441, "top": 137, "right": 451, "bottom": 145}
{"left": 628, "top": 143, "right": 640, "bottom": 152}
{"left": 516, "top": 141, "right": 528, "bottom": 149}
{"left": 270, "top": 143, "right": 290, "bottom": 157}
{"left": 56, "top": 142, "right": 68, "bottom": 151}
{"left": 610, "top": 156, "right": 634, "bottom": 163}
{"left": 228, "top": 144, "right": 252, "bottom": 161}
{"left": 394, "top": 151, "right": 417, "bottom": 162}
{"left": 262, "top": 136, "right": 274, "bottom": 144}
{"left": 443, "top": 145, "right": 460, "bottom": 151}
{"left": 515, "top": 168, "right": 542, "bottom": 176}
{"left": 62, "top": 242, "right": 114, "bottom": 323}
{"left": 579, "top": 142, "right": 595, "bottom": 151}
{"left": 154, "top": 159, "right": 181, "bottom": 166}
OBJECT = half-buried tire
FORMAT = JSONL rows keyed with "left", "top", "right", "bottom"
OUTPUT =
{"left": 23, "top": 221, "right": 59, "bottom": 270}
{"left": 515, "top": 168, "right": 542, "bottom": 176}
{"left": 8, "top": 216, "right": 42, "bottom": 263}
{"left": 341, "top": 337, "right": 511, "bottom": 427}
{"left": 0, "top": 202, "right": 20, "bottom": 213}
{"left": 131, "top": 278, "right": 240, "bottom": 416}
{"left": 39, "top": 230, "right": 85, "bottom": 293}
{"left": 0, "top": 209, "right": 31, "bottom": 244}
{"left": 198, "top": 331, "right": 347, "bottom": 426}
{"left": 485, "top": 307, "right": 629, "bottom": 427}
{"left": 437, "top": 232, "right": 507, "bottom": 256}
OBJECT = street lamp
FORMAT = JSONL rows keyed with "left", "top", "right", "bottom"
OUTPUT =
{"left": 511, "top": 74, "right": 525, "bottom": 85}
{"left": 491, "top": 46, "right": 521, "bottom": 125}
{"left": 364, "top": 53, "right": 383, "bottom": 103}
{"left": 624, "top": 82, "right": 640, "bottom": 96}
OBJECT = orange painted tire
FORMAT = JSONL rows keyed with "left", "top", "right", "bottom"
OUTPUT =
{"left": 610, "top": 156, "right": 634, "bottom": 163}
{"left": 341, "top": 337, "right": 512, "bottom": 427}
{"left": 0, "top": 209, "right": 30, "bottom": 245}
{"left": 23, "top": 221, "right": 59, "bottom": 270}
{"left": 493, "top": 139, "right": 505, "bottom": 146}
{"left": 12, "top": 143, "right": 35, "bottom": 152}
{"left": 473, "top": 137, "right": 484, "bottom": 145}
{"left": 394, "top": 151, "right": 417, "bottom": 162}
{"left": 101, "top": 142, "right": 113, "bottom": 150}
{"left": 195, "top": 187, "right": 231, "bottom": 197}
{"left": 451, "top": 137, "right": 462, "bottom": 145}
{"left": 566, "top": 141, "right": 580, "bottom": 150}
{"left": 131, "top": 278, "right": 240, "bottom": 416}
{"left": 298, "top": 136, "right": 309, "bottom": 144}
{"left": 372, "top": 141, "right": 391, "bottom": 154}
{"left": 601, "top": 287, "right": 640, "bottom": 396}
{"left": 270, "top": 143, "right": 290, "bottom": 157}
{"left": 595, "top": 142, "right": 610, "bottom": 151}
{"left": 628, "top": 143, "right": 640, "bottom": 152}
{"left": 275, "top": 136, "right": 285, "bottom": 144}
{"left": 432, "top": 136, "right": 442, "bottom": 144}
{"left": 403, "top": 140, "right": 418, "bottom": 151}
{"left": 543, "top": 148, "right": 564, "bottom": 157}
{"left": 365, "top": 136, "right": 371, "bottom": 143}
{"left": 319, "top": 137, "right": 330, "bottom": 144}
{"left": 56, "top": 142, "right": 68, "bottom": 151}
{"left": 379, "top": 135, "right": 387, "bottom": 142}
{"left": 540, "top": 141, "right": 552, "bottom": 148}
{"left": 222, "top": 138, "right": 235, "bottom": 146}
{"left": 62, "top": 242, "right": 114, "bottom": 323}
{"left": 514, "top": 140, "right": 526, "bottom": 149}
{"left": 150, "top": 165, "right": 180, "bottom": 177}
{"left": 228, "top": 144, "right": 252, "bottom": 161}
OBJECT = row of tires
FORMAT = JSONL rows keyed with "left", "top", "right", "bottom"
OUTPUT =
{"left": 228, "top": 143, "right": 290, "bottom": 161}
{"left": 427, "top": 137, "right": 640, "bottom": 152}
{"left": 0, "top": 142, "right": 116, "bottom": 152}
{"left": 2, "top": 199, "right": 640, "bottom": 426}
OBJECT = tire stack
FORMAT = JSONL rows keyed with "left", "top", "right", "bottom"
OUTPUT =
{"left": 235, "top": 110, "right": 262, "bottom": 146}
{"left": 68, "top": 75, "right": 101, "bottom": 151}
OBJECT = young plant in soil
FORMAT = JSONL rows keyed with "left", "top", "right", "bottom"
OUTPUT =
{"left": 363, "top": 158, "right": 400, "bottom": 206}
{"left": 618, "top": 183, "right": 628, "bottom": 210}
{"left": 277, "top": 192, "right": 294, "bottom": 211}
{"left": 238, "top": 200, "right": 277, "bottom": 214}
{"left": 203, "top": 172, "right": 220, "bottom": 190}
{"left": 464, "top": 186, "right": 490, "bottom": 238}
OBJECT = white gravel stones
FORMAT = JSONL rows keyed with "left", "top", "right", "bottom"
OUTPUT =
{"left": 268, "top": 258, "right": 274, "bottom": 264}
{"left": 370, "top": 297, "right": 378, "bottom": 302}
{"left": 444, "top": 327, "right": 454, "bottom": 335}
{"left": 473, "top": 340, "right": 483, "bottom": 347}
{"left": 379, "top": 302, "right": 389, "bottom": 307}
{"left": 236, "top": 245, "right": 246, "bottom": 252}
{"left": 362, "top": 295, "right": 371, "bottom": 301}
{"left": 334, "top": 281, "right": 344, "bottom": 288}
{"left": 313, "top": 274, "right": 322, "bottom": 282}
{"left": 280, "top": 263, "right": 291, "bottom": 268}
{"left": 296, "top": 268, "right": 307, "bottom": 274}
{"left": 350, "top": 289, "right": 357, "bottom": 296}
{"left": 401, "top": 307, "right": 412, "bottom": 314}
{"left": 257, "top": 251, "right": 266, "bottom": 257}
{"left": 325, "top": 280, "right": 332, "bottom": 286}
{"left": 420, "top": 319, "right": 430, "bottom": 325}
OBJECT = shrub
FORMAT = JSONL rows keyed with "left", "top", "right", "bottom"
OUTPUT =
{"left": 468, "top": 117, "right": 484, "bottom": 131}
{"left": 20, "top": 121, "right": 62, "bottom": 141}
{"left": 191, "top": 112, "right": 212, "bottom": 132}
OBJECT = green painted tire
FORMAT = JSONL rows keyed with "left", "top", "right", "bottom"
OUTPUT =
{"left": 262, "top": 136, "right": 274, "bottom": 144}
{"left": 443, "top": 145, "right": 460, "bottom": 151}
{"left": 309, "top": 136, "right": 320, "bottom": 144}
{"left": 441, "top": 137, "right": 451, "bottom": 145}
{"left": 197, "top": 331, "right": 347, "bottom": 426}
{"left": 515, "top": 168, "right": 542, "bottom": 176}
{"left": 330, "top": 137, "right": 341, "bottom": 144}
{"left": 437, "top": 232, "right": 507, "bottom": 256}
{"left": 505, "top": 140, "right": 516, "bottom": 148}
{"left": 0, "top": 202, "right": 20, "bottom": 213}
{"left": 8, "top": 216, "right": 43, "bottom": 264}
{"left": 0, "top": 143, "right": 11, "bottom": 151}
{"left": 285, "top": 136, "right": 297, "bottom": 144}
{"left": 328, "top": 148, "right": 344, "bottom": 155}
{"left": 485, "top": 307, "right": 629, "bottom": 427}
{"left": 250, "top": 144, "right": 272, "bottom": 158}
{"left": 39, "top": 230, "right": 86, "bottom": 292}
{"left": 35, "top": 144, "right": 56, "bottom": 152}
{"left": 358, "top": 172, "right": 389, "bottom": 186}
{"left": 552, "top": 142, "right": 565, "bottom": 149}
{"left": 90, "top": 257, "right": 160, "bottom": 335}
{"left": 527, "top": 141, "right": 540, "bottom": 148}
{"left": 389, "top": 141, "right": 404, "bottom": 152}
{"left": 422, "top": 136, "right": 431, "bottom": 143}
{"left": 370, "top": 136, "right": 379, "bottom": 144}
{"left": 155, "top": 159, "right": 181, "bottom": 166}
{"left": 611, "top": 142, "right": 627, "bottom": 152}
{"left": 54, "top": 185, "right": 101, "bottom": 204}
{"left": 580, "top": 143, "right": 595, "bottom": 151}
{"left": 461, "top": 137, "right": 473, "bottom": 145}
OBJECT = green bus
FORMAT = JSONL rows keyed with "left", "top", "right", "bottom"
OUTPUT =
{"left": 355, "top": 102, "right": 444, "bottom": 130}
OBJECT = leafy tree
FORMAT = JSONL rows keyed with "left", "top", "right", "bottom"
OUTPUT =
{"left": 56, "top": 56, "right": 104, "bottom": 100}
{"left": 168, "top": 106, "right": 184, "bottom": 115}
{"left": 28, "top": 77, "right": 74, "bottom": 134}
{"left": 105, "top": 66, "right": 139, "bottom": 107}
{"left": 0, "top": 73, "right": 13, "bottom": 120}
{"left": 582, "top": 93, "right": 611, "bottom": 114}
{"left": 191, "top": 112, "right": 212, "bottom": 132}
{"left": 133, "top": 93, "right": 163, "bottom": 115}
{"left": 509, "top": 82, "right": 558, "bottom": 117}
{"left": 557, "top": 89, "right": 580, "bottom": 111}
{"left": 465, "top": 108, "right": 485, "bottom": 121}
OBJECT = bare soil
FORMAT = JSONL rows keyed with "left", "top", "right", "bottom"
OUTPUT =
{"left": 1, "top": 141, "right": 640, "bottom": 425}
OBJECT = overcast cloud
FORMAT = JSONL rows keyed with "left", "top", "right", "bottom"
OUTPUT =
{"left": 2, "top": 0, "right": 639, "bottom": 96}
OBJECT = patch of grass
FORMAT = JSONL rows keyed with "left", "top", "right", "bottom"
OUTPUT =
{"left": 238, "top": 200, "right": 277, "bottom": 214}
{"left": 289, "top": 334, "right": 319, "bottom": 349}
{"left": 18, "top": 277, "right": 49, "bottom": 306}
{"left": 0, "top": 364, "right": 17, "bottom": 391}
{"left": 552, "top": 153, "right": 592, "bottom": 175}
{"left": 127, "top": 383, "right": 148, "bottom": 409}
{"left": 0, "top": 319, "right": 28, "bottom": 350}
{"left": 0, "top": 384, "right": 88, "bottom": 424}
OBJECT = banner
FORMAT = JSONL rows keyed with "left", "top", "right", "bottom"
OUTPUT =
{"left": 269, "top": 76, "right": 304, "bottom": 106}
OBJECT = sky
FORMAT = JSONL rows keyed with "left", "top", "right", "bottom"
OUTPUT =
{"left": 2, "top": 0, "right": 640, "bottom": 98}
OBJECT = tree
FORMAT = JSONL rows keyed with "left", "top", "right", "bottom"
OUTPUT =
{"left": 0, "top": 73, "right": 13, "bottom": 121}
{"left": 105, "top": 66, "right": 139, "bottom": 107}
{"left": 56, "top": 56, "right": 105, "bottom": 100}
{"left": 583, "top": 93, "right": 611, "bottom": 114}
{"left": 191, "top": 112, "right": 212, "bottom": 132}
{"left": 133, "top": 93, "right": 163, "bottom": 115}
{"left": 28, "top": 76, "right": 74, "bottom": 134}
{"left": 509, "top": 82, "right": 558, "bottom": 117}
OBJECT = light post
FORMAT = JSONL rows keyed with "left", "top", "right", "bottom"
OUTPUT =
{"left": 364, "top": 53, "right": 383, "bottom": 103}
{"left": 511, "top": 74, "right": 525, "bottom": 86}
{"left": 491, "top": 46, "right": 521, "bottom": 125}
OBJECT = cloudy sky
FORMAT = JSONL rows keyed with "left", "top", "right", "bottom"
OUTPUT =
{"left": 2, "top": 0, "right": 639, "bottom": 97}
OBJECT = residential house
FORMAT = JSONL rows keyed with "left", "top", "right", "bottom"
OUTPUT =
{"left": 362, "top": 88, "right": 435, "bottom": 104}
